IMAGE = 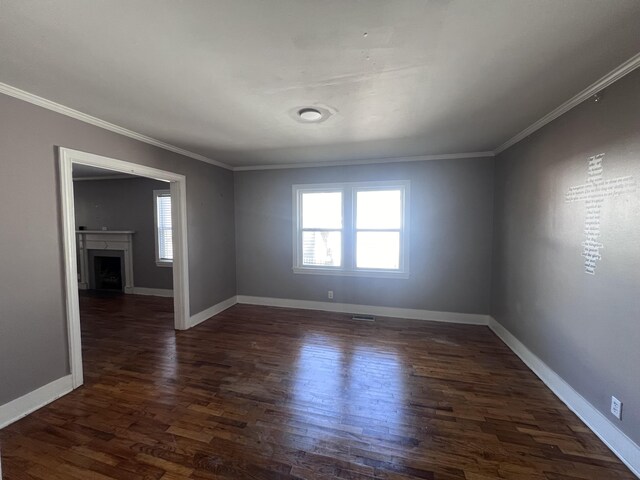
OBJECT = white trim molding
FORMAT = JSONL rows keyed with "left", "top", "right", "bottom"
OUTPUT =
{"left": 236, "top": 295, "right": 490, "bottom": 325}
{"left": 131, "top": 287, "right": 174, "bottom": 297}
{"left": 234, "top": 152, "right": 494, "bottom": 171}
{"left": 0, "top": 82, "right": 494, "bottom": 172}
{"left": 153, "top": 189, "right": 174, "bottom": 266}
{"left": 59, "top": 147, "right": 192, "bottom": 390}
{"left": 59, "top": 151, "right": 85, "bottom": 388}
{"left": 0, "top": 82, "right": 232, "bottom": 170}
{"left": 495, "top": 52, "right": 640, "bottom": 154}
{"left": 292, "top": 180, "right": 411, "bottom": 279}
{"left": 0, "top": 375, "right": 73, "bottom": 430}
{"left": 189, "top": 296, "right": 238, "bottom": 328}
{"left": 488, "top": 317, "right": 640, "bottom": 478}
{"left": 4, "top": 52, "right": 640, "bottom": 171}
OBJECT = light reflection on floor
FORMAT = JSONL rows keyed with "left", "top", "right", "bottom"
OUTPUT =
{"left": 159, "top": 331, "right": 179, "bottom": 382}
{"left": 290, "top": 332, "right": 405, "bottom": 449}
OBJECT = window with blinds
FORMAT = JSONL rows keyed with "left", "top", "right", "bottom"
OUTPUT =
{"left": 154, "top": 190, "right": 173, "bottom": 265}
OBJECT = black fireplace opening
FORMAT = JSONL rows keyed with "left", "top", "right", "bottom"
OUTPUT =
{"left": 93, "top": 255, "right": 123, "bottom": 291}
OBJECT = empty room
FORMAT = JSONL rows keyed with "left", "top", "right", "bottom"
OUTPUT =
{"left": 0, "top": 1, "right": 639, "bottom": 479}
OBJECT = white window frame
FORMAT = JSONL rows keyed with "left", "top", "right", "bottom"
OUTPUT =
{"left": 293, "top": 180, "right": 410, "bottom": 278}
{"left": 154, "top": 189, "right": 173, "bottom": 267}
{"left": 294, "top": 185, "right": 344, "bottom": 272}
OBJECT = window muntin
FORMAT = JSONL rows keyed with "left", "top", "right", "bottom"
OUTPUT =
{"left": 154, "top": 190, "right": 173, "bottom": 265}
{"left": 293, "top": 181, "right": 408, "bottom": 278}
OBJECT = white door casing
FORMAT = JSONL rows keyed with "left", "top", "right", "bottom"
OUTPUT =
{"left": 58, "top": 147, "right": 190, "bottom": 389}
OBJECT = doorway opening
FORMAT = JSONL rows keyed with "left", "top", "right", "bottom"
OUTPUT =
{"left": 58, "top": 147, "right": 190, "bottom": 390}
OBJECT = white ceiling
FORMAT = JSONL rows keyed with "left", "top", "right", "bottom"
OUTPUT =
{"left": 1, "top": 1, "right": 640, "bottom": 168}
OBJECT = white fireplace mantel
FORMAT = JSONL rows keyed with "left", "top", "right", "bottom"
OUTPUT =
{"left": 76, "top": 230, "right": 135, "bottom": 292}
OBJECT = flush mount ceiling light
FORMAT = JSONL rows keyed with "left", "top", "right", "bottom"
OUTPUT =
{"left": 289, "top": 105, "right": 334, "bottom": 124}
{"left": 298, "top": 107, "right": 323, "bottom": 122}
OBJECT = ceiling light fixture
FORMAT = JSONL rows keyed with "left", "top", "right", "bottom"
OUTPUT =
{"left": 298, "top": 107, "right": 323, "bottom": 122}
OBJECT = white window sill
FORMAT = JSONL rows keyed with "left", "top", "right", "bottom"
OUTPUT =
{"left": 156, "top": 261, "right": 173, "bottom": 268}
{"left": 293, "top": 266, "right": 409, "bottom": 279}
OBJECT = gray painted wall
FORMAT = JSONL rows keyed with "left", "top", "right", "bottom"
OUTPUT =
{"left": 492, "top": 68, "right": 640, "bottom": 444}
{"left": 73, "top": 177, "right": 173, "bottom": 290}
{"left": 0, "top": 92, "right": 236, "bottom": 405}
{"left": 235, "top": 158, "right": 494, "bottom": 313}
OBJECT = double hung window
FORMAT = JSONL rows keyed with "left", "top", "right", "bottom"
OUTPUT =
{"left": 293, "top": 181, "right": 409, "bottom": 278}
{"left": 154, "top": 190, "right": 173, "bottom": 265}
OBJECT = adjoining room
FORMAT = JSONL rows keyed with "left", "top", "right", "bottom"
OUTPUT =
{"left": 72, "top": 163, "right": 178, "bottom": 388}
{"left": 73, "top": 165, "right": 175, "bottom": 300}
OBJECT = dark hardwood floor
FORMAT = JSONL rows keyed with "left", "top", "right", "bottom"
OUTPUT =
{"left": 0, "top": 294, "right": 634, "bottom": 479}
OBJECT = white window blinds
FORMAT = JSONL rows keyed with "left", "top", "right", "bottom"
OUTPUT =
{"left": 154, "top": 190, "right": 173, "bottom": 262}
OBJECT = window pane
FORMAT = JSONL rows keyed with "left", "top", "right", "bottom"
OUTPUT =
{"left": 302, "top": 231, "right": 342, "bottom": 266}
{"left": 356, "top": 189, "right": 401, "bottom": 229}
{"left": 302, "top": 191, "right": 342, "bottom": 229}
{"left": 356, "top": 232, "right": 400, "bottom": 269}
{"left": 157, "top": 194, "right": 173, "bottom": 260}
{"left": 158, "top": 228, "right": 173, "bottom": 260}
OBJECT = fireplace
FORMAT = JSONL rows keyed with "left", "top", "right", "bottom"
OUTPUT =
{"left": 93, "top": 256, "right": 122, "bottom": 290}
{"left": 77, "top": 230, "right": 135, "bottom": 293}
{"left": 88, "top": 250, "right": 125, "bottom": 291}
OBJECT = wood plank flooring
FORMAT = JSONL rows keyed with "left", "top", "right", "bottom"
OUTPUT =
{"left": 0, "top": 293, "right": 634, "bottom": 479}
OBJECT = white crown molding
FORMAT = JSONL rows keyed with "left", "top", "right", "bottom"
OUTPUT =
{"left": 0, "top": 375, "right": 73, "bottom": 430}
{"left": 189, "top": 295, "right": 238, "bottom": 328}
{"left": 488, "top": 317, "right": 640, "bottom": 478}
{"left": 233, "top": 151, "right": 495, "bottom": 171}
{"left": 494, "top": 52, "right": 640, "bottom": 154}
{"left": 236, "top": 295, "right": 491, "bottom": 325}
{"left": 0, "top": 82, "right": 233, "bottom": 171}
{"left": 5, "top": 52, "right": 640, "bottom": 170}
{"left": 0, "top": 81, "right": 493, "bottom": 172}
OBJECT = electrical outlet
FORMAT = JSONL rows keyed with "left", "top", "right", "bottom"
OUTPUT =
{"left": 611, "top": 396, "right": 622, "bottom": 420}
{"left": 328, "top": 290, "right": 334, "bottom": 299}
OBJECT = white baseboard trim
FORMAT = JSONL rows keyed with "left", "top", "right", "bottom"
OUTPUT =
{"left": 131, "top": 287, "right": 174, "bottom": 297}
{"left": 189, "top": 296, "right": 238, "bottom": 328}
{"left": 488, "top": 317, "right": 640, "bottom": 478}
{"left": 236, "top": 295, "right": 490, "bottom": 325}
{"left": 0, "top": 375, "right": 74, "bottom": 430}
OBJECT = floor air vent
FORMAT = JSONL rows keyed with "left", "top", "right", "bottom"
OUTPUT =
{"left": 351, "top": 314, "right": 375, "bottom": 321}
